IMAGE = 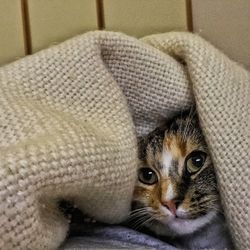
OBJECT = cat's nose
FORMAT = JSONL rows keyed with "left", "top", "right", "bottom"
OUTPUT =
{"left": 162, "top": 200, "right": 177, "bottom": 215}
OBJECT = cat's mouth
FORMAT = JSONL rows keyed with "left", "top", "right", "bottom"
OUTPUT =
{"left": 160, "top": 204, "right": 191, "bottom": 221}
{"left": 130, "top": 201, "right": 217, "bottom": 236}
{"left": 158, "top": 206, "right": 217, "bottom": 236}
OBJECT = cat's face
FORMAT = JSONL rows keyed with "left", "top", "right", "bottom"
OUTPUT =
{"left": 132, "top": 112, "right": 219, "bottom": 236}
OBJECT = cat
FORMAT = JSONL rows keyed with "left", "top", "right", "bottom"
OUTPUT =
{"left": 130, "top": 110, "right": 233, "bottom": 249}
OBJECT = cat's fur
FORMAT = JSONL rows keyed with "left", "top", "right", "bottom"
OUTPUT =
{"left": 131, "top": 110, "right": 233, "bottom": 249}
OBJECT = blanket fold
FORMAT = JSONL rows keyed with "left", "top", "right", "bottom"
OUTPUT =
{"left": 0, "top": 31, "right": 249, "bottom": 249}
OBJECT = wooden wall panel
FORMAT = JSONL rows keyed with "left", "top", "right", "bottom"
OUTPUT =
{"left": 0, "top": 0, "right": 26, "bottom": 65}
{"left": 1, "top": 0, "right": 249, "bottom": 69}
{"left": 27, "top": 0, "right": 98, "bottom": 52}
{"left": 103, "top": 0, "right": 188, "bottom": 37}
{"left": 192, "top": 0, "right": 250, "bottom": 70}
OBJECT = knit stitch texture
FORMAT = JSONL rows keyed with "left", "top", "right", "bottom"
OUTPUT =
{"left": 0, "top": 31, "right": 249, "bottom": 249}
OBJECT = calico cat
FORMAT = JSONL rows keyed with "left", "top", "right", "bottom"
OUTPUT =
{"left": 131, "top": 110, "right": 233, "bottom": 249}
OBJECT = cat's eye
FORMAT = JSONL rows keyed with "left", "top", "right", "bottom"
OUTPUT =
{"left": 186, "top": 151, "right": 207, "bottom": 174}
{"left": 138, "top": 168, "right": 158, "bottom": 185}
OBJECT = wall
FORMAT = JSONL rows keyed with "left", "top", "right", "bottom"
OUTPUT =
{"left": 0, "top": 0, "right": 249, "bottom": 70}
{"left": 192, "top": 0, "right": 250, "bottom": 70}
{"left": 0, "top": 0, "right": 189, "bottom": 65}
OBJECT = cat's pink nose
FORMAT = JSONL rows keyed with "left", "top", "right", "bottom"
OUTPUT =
{"left": 162, "top": 200, "right": 177, "bottom": 215}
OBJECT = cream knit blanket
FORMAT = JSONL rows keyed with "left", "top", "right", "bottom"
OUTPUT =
{"left": 0, "top": 31, "right": 249, "bottom": 249}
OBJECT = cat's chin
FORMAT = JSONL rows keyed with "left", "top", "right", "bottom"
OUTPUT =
{"left": 150, "top": 210, "right": 217, "bottom": 237}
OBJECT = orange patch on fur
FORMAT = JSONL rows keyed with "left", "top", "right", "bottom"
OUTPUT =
{"left": 164, "top": 135, "right": 183, "bottom": 159}
{"left": 164, "top": 134, "right": 197, "bottom": 159}
{"left": 161, "top": 179, "right": 170, "bottom": 198}
{"left": 160, "top": 179, "right": 177, "bottom": 202}
{"left": 164, "top": 134, "right": 199, "bottom": 176}
{"left": 135, "top": 184, "right": 162, "bottom": 209}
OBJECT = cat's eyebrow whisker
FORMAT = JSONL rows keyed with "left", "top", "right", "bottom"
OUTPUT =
{"left": 182, "top": 108, "right": 196, "bottom": 142}
{"left": 179, "top": 109, "right": 186, "bottom": 143}
{"left": 182, "top": 116, "right": 191, "bottom": 143}
{"left": 182, "top": 109, "right": 191, "bottom": 138}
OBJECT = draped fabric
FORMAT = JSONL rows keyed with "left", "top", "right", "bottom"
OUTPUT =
{"left": 0, "top": 31, "right": 249, "bottom": 249}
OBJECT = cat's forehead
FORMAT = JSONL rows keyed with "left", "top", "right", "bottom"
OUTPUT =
{"left": 160, "top": 133, "right": 203, "bottom": 176}
{"left": 164, "top": 133, "right": 198, "bottom": 159}
{"left": 142, "top": 110, "right": 206, "bottom": 172}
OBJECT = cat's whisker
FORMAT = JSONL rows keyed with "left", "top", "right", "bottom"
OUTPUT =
{"left": 136, "top": 215, "right": 157, "bottom": 230}
{"left": 128, "top": 209, "right": 149, "bottom": 217}
{"left": 128, "top": 208, "right": 160, "bottom": 230}
{"left": 128, "top": 212, "right": 149, "bottom": 221}
{"left": 127, "top": 210, "right": 152, "bottom": 224}
{"left": 130, "top": 215, "right": 150, "bottom": 229}
{"left": 133, "top": 214, "right": 158, "bottom": 230}
{"left": 128, "top": 207, "right": 151, "bottom": 220}
{"left": 129, "top": 207, "right": 150, "bottom": 214}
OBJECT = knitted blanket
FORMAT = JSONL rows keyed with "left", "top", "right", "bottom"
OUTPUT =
{"left": 0, "top": 31, "right": 249, "bottom": 250}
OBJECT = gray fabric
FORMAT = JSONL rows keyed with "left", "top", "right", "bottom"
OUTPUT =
{"left": 60, "top": 224, "right": 177, "bottom": 250}
{"left": 60, "top": 219, "right": 233, "bottom": 250}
